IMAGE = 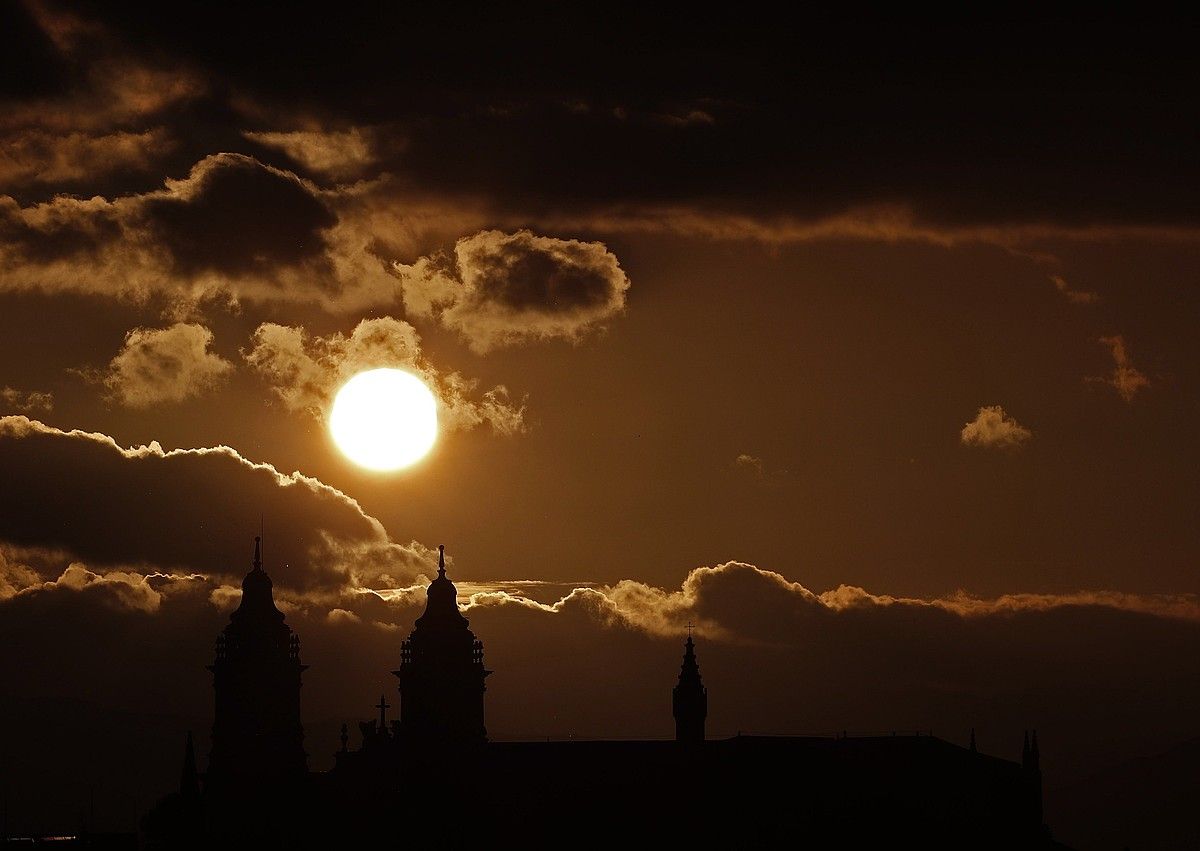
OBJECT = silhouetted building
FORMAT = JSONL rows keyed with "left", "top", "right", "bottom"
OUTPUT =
{"left": 672, "top": 632, "right": 707, "bottom": 742}
{"left": 147, "top": 540, "right": 1060, "bottom": 849}
{"left": 205, "top": 537, "right": 307, "bottom": 786}
{"left": 393, "top": 544, "right": 489, "bottom": 747}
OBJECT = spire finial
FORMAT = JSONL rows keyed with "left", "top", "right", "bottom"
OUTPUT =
{"left": 438, "top": 544, "right": 446, "bottom": 578}
{"left": 252, "top": 535, "right": 262, "bottom": 571}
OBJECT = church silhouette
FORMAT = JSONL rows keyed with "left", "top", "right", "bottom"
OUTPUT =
{"left": 145, "top": 541, "right": 1060, "bottom": 848}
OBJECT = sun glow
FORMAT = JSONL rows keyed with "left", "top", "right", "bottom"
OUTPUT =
{"left": 329, "top": 368, "right": 438, "bottom": 471}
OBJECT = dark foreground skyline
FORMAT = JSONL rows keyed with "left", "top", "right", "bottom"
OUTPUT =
{"left": 2, "top": 5, "right": 1199, "bottom": 848}
{"left": 145, "top": 542, "right": 1053, "bottom": 848}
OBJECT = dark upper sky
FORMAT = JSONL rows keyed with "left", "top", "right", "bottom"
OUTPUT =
{"left": 1, "top": 3, "right": 1199, "bottom": 839}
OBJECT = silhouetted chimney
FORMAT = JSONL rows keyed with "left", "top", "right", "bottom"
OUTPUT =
{"left": 672, "top": 631, "right": 707, "bottom": 743}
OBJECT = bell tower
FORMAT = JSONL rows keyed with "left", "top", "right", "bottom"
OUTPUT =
{"left": 207, "top": 537, "right": 308, "bottom": 785}
{"left": 672, "top": 630, "right": 707, "bottom": 743}
{"left": 394, "top": 545, "right": 490, "bottom": 746}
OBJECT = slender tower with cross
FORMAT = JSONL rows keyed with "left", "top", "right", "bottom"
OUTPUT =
{"left": 673, "top": 625, "right": 708, "bottom": 743}
{"left": 393, "top": 545, "right": 490, "bottom": 747}
{"left": 375, "top": 694, "right": 391, "bottom": 732}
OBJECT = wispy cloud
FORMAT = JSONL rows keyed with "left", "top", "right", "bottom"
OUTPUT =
{"left": 960, "top": 406, "right": 1032, "bottom": 449}
{"left": 0, "top": 387, "right": 53, "bottom": 414}
{"left": 1088, "top": 335, "right": 1150, "bottom": 402}
{"left": 1049, "top": 274, "right": 1099, "bottom": 304}
{"left": 93, "top": 323, "right": 233, "bottom": 407}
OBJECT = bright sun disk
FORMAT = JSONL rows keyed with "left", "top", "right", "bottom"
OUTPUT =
{"left": 329, "top": 368, "right": 438, "bottom": 471}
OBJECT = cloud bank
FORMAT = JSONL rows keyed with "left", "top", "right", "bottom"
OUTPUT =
{"left": 0, "top": 416, "right": 430, "bottom": 593}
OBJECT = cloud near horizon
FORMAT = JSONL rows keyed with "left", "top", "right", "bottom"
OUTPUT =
{"left": 7, "top": 540, "right": 1200, "bottom": 641}
{"left": 6, "top": 545, "right": 1200, "bottom": 836}
{"left": 460, "top": 560, "right": 1200, "bottom": 642}
{"left": 2, "top": 413, "right": 1192, "bottom": 641}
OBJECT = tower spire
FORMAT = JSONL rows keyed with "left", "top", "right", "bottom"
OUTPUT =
{"left": 252, "top": 535, "right": 262, "bottom": 572}
{"left": 673, "top": 630, "right": 707, "bottom": 743}
{"left": 180, "top": 731, "right": 199, "bottom": 797}
{"left": 438, "top": 544, "right": 446, "bottom": 578}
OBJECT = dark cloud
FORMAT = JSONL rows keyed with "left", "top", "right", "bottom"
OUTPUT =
{"left": 396, "top": 230, "right": 630, "bottom": 352}
{"left": 0, "top": 153, "right": 396, "bottom": 310}
{"left": 140, "top": 153, "right": 335, "bottom": 277}
{"left": 0, "top": 416, "right": 430, "bottom": 592}
{"left": 7, "top": 6, "right": 1195, "bottom": 229}
{"left": 0, "top": 3, "right": 203, "bottom": 198}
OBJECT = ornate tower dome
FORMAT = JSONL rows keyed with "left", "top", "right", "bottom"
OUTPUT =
{"left": 207, "top": 537, "right": 308, "bottom": 785}
{"left": 394, "top": 545, "right": 490, "bottom": 747}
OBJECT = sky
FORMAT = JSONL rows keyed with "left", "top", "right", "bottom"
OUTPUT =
{"left": 1, "top": 3, "right": 1199, "bottom": 838}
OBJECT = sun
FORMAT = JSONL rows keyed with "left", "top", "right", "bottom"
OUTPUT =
{"left": 329, "top": 368, "right": 438, "bottom": 471}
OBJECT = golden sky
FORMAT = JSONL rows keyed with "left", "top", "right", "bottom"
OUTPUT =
{"left": 1, "top": 3, "right": 1199, "bottom": 838}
